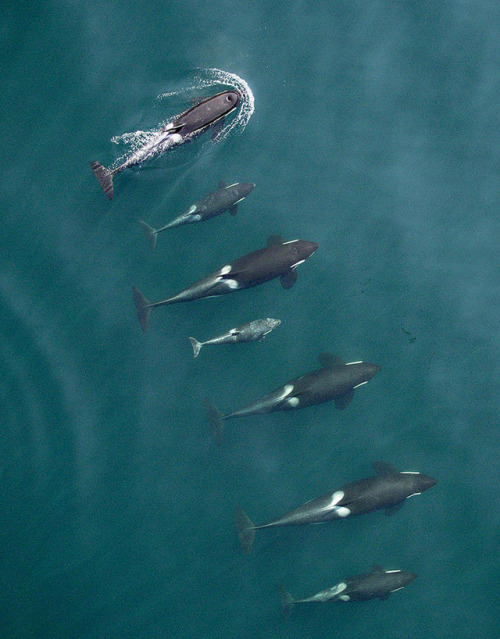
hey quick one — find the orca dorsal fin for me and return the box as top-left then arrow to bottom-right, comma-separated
318,353 -> 345,368
218,180 -> 228,189
373,461 -> 400,475
267,234 -> 284,247
280,268 -> 297,289
372,564 -> 385,573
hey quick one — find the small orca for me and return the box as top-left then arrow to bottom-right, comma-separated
280,565 -> 417,616
207,353 -> 380,444
133,236 -> 318,332
91,90 -> 240,199
140,181 -> 255,250
189,318 -> 281,358
235,462 -> 437,553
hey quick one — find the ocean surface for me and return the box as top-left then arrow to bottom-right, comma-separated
1,1 -> 499,637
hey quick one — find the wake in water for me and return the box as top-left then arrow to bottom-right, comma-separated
90,68 -> 255,200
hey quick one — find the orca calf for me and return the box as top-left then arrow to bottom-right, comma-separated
140,181 -> 255,250
235,462 -> 437,553
280,565 -> 417,616
189,318 -> 281,358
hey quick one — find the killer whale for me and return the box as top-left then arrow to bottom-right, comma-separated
207,353 -> 380,444
91,90 -> 240,199
140,181 -> 255,250
280,565 -> 417,616
236,462 -> 437,553
133,236 -> 318,332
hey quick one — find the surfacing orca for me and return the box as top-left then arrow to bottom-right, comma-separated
140,181 -> 255,250
280,565 -> 417,616
206,353 -> 380,444
235,462 -> 437,554
133,235 -> 318,332
91,90 -> 240,199
189,318 -> 281,358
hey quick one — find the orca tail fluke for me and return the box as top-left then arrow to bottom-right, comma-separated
205,397 -> 224,445
279,586 -> 295,618
132,287 -> 152,333
189,337 -> 203,358
139,220 -> 158,251
90,161 -> 114,200
235,507 -> 256,555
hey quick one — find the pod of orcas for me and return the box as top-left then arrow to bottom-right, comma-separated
91,87 -> 438,620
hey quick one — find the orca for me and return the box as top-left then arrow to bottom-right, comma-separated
280,565 -> 417,616
133,235 -> 318,332
189,318 -> 281,358
235,462 -> 437,553
140,181 -> 255,250
207,353 -> 380,444
91,90 -> 240,199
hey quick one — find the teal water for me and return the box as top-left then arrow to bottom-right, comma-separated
1,1 -> 499,637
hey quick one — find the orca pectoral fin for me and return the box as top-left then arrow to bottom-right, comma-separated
373,461 -> 400,475
229,204 -> 238,216
385,501 -> 405,516
211,118 -> 225,140
379,593 -> 390,601
334,389 -> 354,410
218,180 -> 228,189
267,234 -> 285,247
372,564 -> 385,573
280,268 -> 297,289
318,353 -> 345,368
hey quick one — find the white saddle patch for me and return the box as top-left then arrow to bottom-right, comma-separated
220,265 -> 232,275
334,506 -> 351,517
287,397 -> 300,408
339,595 -> 350,601
187,204 -> 197,214
224,279 -> 239,289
